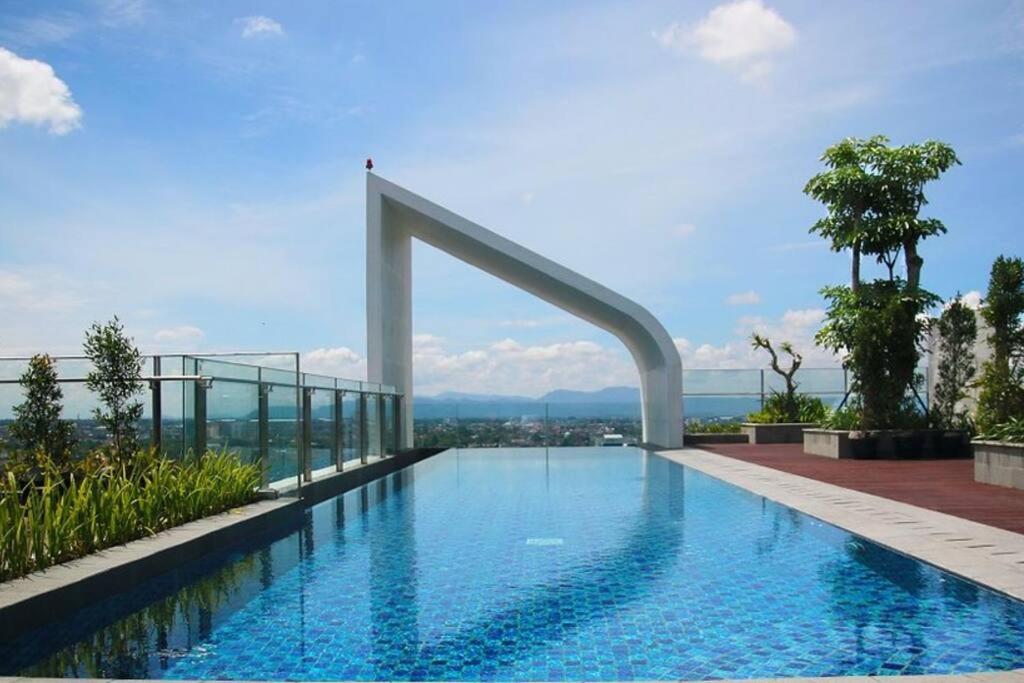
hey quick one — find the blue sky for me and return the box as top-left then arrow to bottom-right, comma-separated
1,0 -> 1022,396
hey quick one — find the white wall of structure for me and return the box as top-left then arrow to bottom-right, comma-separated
365,172 -> 683,448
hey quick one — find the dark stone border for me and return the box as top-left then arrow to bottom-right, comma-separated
683,433 -> 748,445
741,422 -> 815,444
0,448 -> 446,641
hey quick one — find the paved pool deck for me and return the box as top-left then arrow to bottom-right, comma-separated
701,443 -> 1024,535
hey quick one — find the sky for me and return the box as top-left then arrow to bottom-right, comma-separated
0,0 -> 1022,397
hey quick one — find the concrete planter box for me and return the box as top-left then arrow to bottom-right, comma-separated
741,422 -> 816,444
803,429 -> 971,460
683,432 -> 749,446
974,440 -> 1024,490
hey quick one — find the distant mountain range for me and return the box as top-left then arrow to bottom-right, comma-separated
412,386 -> 775,420
418,386 -> 640,404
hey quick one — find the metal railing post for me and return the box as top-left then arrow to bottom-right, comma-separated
334,390 -> 343,471
392,394 -> 402,453
378,394 -> 386,456
759,369 -> 765,410
359,392 -> 368,464
193,379 -> 207,457
544,403 -> 549,448
151,355 -> 162,452
302,387 -> 313,482
258,382 -> 270,486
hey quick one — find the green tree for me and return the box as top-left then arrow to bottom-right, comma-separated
8,354 -> 77,465
83,317 -> 144,460
806,136 -> 957,429
932,295 -> 977,430
750,333 -> 802,421
976,256 -> 1024,432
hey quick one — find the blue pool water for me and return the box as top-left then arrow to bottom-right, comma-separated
4,447 -> 1024,680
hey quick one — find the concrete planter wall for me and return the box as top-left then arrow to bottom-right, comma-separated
974,440 -> 1024,490
682,433 -> 749,446
741,422 -> 816,444
803,429 -> 971,460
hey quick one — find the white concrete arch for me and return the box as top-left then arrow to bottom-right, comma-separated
366,172 -> 683,448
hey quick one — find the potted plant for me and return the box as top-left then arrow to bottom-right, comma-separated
801,135 -> 960,459
742,334 -> 828,444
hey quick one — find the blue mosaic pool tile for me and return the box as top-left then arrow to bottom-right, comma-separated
3,447 -> 1024,680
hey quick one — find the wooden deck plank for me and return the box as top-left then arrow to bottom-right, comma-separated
701,444 -> 1024,535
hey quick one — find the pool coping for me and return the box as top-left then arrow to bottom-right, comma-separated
659,448 -> 1024,601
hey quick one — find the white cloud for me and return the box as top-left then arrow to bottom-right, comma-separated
153,325 -> 205,345
0,269 -> 83,313
674,307 -> 835,369
100,0 -> 147,27
410,335 -> 637,396
725,290 -> 761,305
944,290 -> 982,310
238,16 -> 284,39
302,346 -> 367,380
672,223 -> 697,238
0,47 -> 82,134
654,0 -> 796,83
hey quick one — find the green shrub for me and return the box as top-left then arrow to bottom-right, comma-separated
976,256 -> 1024,432
0,450 -> 260,582
932,295 -> 978,430
685,419 -> 742,434
748,393 -> 829,424
977,418 -> 1024,443
821,405 -> 862,431
83,317 -> 145,462
7,354 -> 77,467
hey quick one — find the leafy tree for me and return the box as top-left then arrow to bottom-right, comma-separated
932,295 -> 977,430
8,354 -> 77,465
976,256 -> 1024,432
806,136 -> 958,429
84,317 -> 145,460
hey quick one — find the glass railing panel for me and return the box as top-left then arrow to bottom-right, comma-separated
382,395 -> 396,455
266,387 -> 300,485
309,388 -> 334,472
337,378 -> 361,392
412,400 -> 458,449
261,367 -> 299,386
365,395 -> 381,457
683,368 -> 762,395
342,392 -> 362,463
545,401 -> 641,447
303,373 -> 335,390
194,357 -> 260,382
206,379 -> 260,467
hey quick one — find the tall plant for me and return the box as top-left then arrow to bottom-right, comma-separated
806,136 -> 958,429
976,256 -> 1024,432
8,354 -> 77,465
84,317 -> 144,460
751,334 -> 801,418
932,295 -> 977,429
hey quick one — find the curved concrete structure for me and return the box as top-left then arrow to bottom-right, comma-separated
366,173 -> 683,448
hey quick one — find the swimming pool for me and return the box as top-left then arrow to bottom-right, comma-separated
3,447 -> 1024,680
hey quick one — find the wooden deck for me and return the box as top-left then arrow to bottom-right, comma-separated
701,443 -> 1024,536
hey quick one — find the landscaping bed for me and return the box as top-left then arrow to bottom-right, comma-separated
804,428 -> 970,460
741,422 -> 814,445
